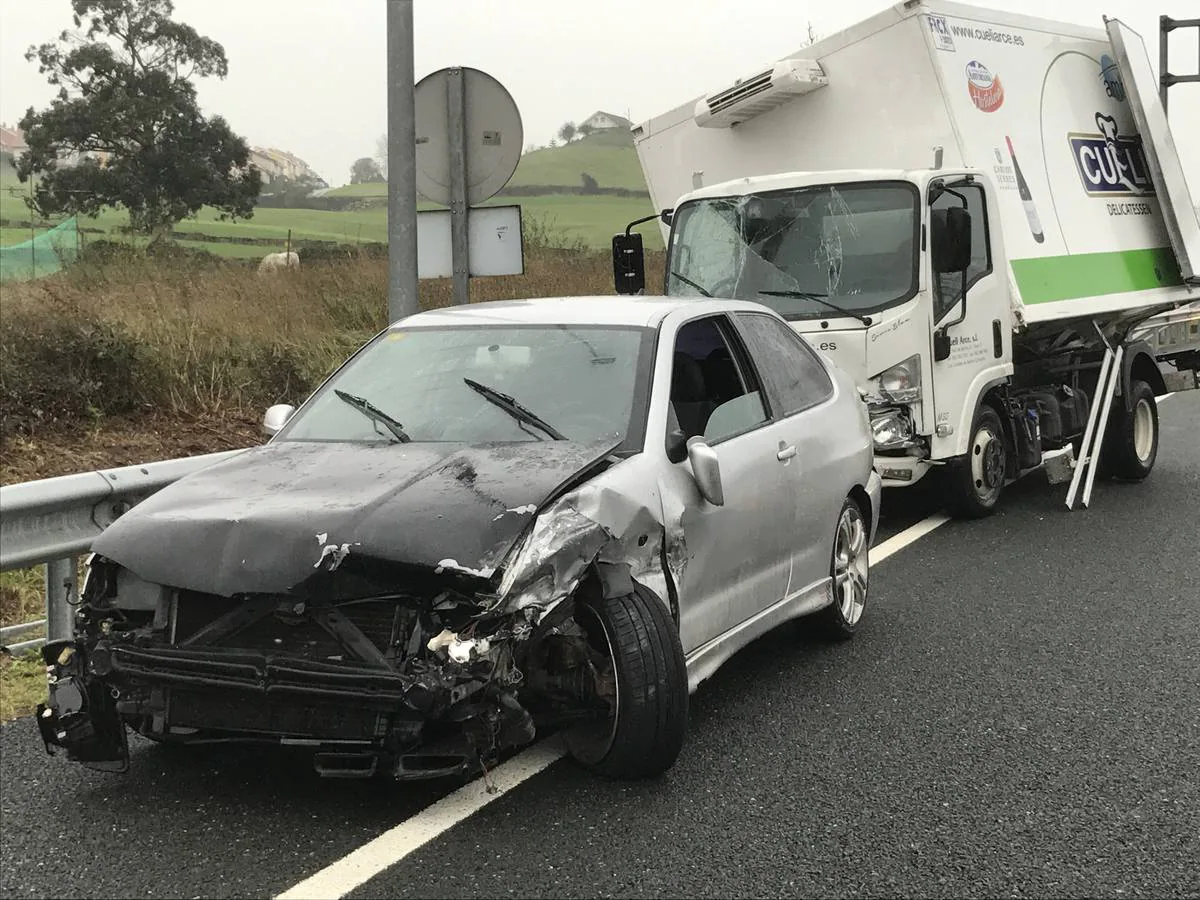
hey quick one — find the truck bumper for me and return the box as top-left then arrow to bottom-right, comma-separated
873,456 -> 933,487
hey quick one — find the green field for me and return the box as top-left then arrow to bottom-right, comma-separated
0,129 -> 662,255
328,130 -> 646,198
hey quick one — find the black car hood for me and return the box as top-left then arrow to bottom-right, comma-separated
92,438 -> 618,598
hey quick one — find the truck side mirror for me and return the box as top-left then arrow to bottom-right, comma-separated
931,206 -> 972,273
612,232 -> 646,295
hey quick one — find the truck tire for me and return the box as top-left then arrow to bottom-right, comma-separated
1101,378 -> 1158,481
565,584 -> 688,780
946,405 -> 1007,519
813,496 -> 870,641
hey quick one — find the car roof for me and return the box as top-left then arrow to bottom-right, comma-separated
389,295 -> 776,330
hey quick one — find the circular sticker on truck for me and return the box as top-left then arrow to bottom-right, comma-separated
966,60 -> 1004,112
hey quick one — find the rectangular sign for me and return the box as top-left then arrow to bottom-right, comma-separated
417,205 -> 525,280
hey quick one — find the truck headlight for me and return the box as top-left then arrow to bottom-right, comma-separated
870,354 -> 922,403
870,407 -> 914,449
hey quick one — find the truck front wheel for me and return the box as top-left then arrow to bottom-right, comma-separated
1101,378 -> 1159,481
946,406 -> 1007,519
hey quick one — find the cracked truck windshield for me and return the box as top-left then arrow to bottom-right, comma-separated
666,182 -> 920,322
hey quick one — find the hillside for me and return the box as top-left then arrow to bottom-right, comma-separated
328,128 -> 648,199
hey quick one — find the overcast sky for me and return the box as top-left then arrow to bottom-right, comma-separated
1,0 -> 1197,189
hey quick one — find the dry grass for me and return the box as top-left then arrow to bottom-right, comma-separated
1,228 -> 664,476
1,654 -> 46,722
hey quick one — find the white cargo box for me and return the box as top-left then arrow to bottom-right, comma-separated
633,0 -> 1200,326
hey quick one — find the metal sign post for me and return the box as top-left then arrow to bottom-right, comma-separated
386,0 -> 419,323
447,68 -> 471,306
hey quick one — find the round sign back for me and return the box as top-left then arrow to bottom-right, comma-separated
413,66 -> 523,206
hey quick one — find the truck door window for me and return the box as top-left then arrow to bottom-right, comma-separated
931,183 -> 992,323
668,315 -> 767,444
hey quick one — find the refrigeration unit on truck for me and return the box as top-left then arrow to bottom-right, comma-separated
611,0 -> 1200,516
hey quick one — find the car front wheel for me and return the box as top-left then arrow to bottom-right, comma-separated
564,584 -> 688,780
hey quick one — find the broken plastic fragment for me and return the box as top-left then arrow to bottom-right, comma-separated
434,559 -> 495,579
427,628 -> 457,654
314,542 -> 358,571
492,504 -> 538,521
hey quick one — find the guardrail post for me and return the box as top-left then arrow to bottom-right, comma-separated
45,557 -> 77,642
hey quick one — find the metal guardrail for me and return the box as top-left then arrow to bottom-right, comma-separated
0,449 -> 246,655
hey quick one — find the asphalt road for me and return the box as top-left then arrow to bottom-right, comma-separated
2,390 -> 1197,900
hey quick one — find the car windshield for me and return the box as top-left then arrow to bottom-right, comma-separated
276,323 -> 656,448
666,181 -> 920,321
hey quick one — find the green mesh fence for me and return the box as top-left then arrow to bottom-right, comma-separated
0,217 -> 80,283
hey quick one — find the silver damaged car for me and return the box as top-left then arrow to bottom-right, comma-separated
38,295 -> 881,782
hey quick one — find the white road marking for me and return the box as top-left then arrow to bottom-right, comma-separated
872,512 -> 951,563
274,508 -> 956,899
274,740 -> 565,900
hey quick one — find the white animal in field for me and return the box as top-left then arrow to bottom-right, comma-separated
258,251 -> 299,274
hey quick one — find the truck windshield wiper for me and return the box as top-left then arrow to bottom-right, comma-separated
333,389 -> 411,443
670,270 -> 712,297
463,378 -> 567,441
758,290 -> 873,325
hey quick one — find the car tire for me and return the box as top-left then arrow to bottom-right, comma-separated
814,496 -> 870,641
565,584 -> 688,780
946,405 -> 1007,519
1100,378 -> 1158,481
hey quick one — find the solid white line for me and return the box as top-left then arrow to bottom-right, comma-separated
872,512 -> 952,563
274,739 -> 566,900
275,508 -> 955,900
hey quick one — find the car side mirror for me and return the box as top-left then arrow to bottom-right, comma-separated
263,403 -> 295,436
612,231 -> 645,295
931,206 -> 972,273
686,436 -> 724,506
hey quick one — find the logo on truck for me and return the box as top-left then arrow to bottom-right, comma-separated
965,60 -> 1004,112
1068,113 -> 1155,197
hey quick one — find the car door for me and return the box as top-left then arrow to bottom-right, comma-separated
657,312 -> 799,654
731,310 -> 845,594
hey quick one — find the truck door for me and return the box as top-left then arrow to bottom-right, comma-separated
1106,18 -> 1200,283
926,176 -> 1012,459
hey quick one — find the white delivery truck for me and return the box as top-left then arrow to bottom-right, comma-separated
611,0 -> 1200,517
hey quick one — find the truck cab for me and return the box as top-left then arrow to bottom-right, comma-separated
643,166 -> 1012,490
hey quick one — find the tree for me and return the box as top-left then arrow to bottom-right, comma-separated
576,122 -> 595,140
580,172 -> 599,194
260,171 -> 326,208
558,121 -> 576,144
350,156 -> 384,184
16,0 -> 261,243
374,133 -> 388,180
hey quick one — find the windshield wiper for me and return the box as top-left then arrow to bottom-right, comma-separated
333,389 -> 411,443
463,378 -> 567,441
670,270 -> 712,297
758,290 -> 873,325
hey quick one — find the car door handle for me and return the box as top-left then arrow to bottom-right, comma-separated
776,444 -> 797,462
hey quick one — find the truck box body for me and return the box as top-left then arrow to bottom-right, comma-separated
633,0 -> 1200,327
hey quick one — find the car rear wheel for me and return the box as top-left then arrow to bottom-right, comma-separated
564,584 -> 688,780
814,496 -> 870,641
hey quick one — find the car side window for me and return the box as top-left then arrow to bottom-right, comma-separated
930,182 -> 992,323
734,313 -> 835,416
668,315 -> 767,445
